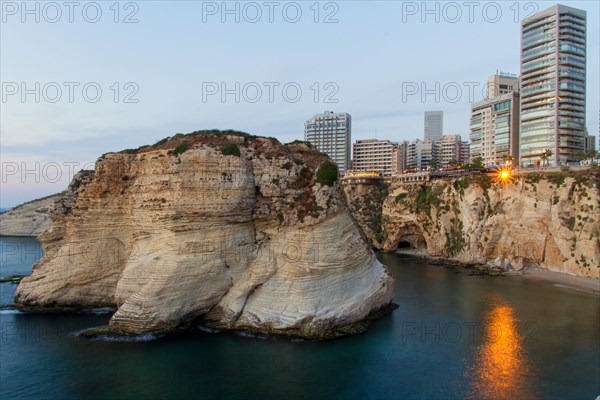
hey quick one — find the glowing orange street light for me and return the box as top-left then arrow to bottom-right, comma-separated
496,167 -> 513,184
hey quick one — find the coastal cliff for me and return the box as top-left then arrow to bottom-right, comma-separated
345,170 -> 600,279
15,131 -> 394,337
0,194 -> 62,237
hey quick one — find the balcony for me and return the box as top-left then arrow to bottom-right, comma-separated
522,84 -> 555,96
559,57 -> 585,68
559,44 -> 585,56
523,46 -> 556,62
522,58 -> 555,74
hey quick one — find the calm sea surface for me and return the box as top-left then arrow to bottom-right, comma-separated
1,237 -> 598,399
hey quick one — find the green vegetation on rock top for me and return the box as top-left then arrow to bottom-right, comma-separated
316,161 -> 339,186
222,143 -> 241,157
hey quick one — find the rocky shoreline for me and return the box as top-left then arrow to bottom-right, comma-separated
392,250 -> 600,294
345,169 -> 600,280
77,302 -> 400,341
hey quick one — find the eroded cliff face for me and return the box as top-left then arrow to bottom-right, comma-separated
372,171 -> 599,279
15,132 -> 394,337
343,184 -> 388,249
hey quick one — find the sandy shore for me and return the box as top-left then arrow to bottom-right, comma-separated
514,268 -> 600,295
394,251 -> 600,295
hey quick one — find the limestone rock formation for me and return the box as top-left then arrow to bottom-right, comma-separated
343,183 -> 388,249
363,171 -> 599,279
0,194 -> 62,237
15,131 -> 394,337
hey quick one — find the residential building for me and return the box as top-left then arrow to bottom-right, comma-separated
424,111 -> 443,141
407,139 -> 437,169
520,4 -> 587,166
394,140 -> 410,173
436,135 -> 466,167
304,111 -> 352,173
487,72 -> 520,98
461,140 -> 470,164
470,92 -> 520,166
352,139 -> 398,176
585,135 -> 596,153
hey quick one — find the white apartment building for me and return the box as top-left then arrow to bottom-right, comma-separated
437,135 -> 468,167
461,140 -> 470,164
407,139 -> 437,170
470,92 -> 520,166
352,139 -> 398,176
304,111 -> 352,173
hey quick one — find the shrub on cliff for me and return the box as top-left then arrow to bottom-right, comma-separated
316,161 -> 338,186
222,143 -> 241,157
153,137 -> 169,147
173,141 -> 188,156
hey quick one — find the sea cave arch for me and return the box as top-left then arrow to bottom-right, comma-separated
389,231 -> 428,255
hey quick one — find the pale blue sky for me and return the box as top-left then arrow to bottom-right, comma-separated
1,1 -> 598,206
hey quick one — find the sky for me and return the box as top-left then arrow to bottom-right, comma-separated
1,0 -> 599,207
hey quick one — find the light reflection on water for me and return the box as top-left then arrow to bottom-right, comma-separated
468,301 -> 536,399
2,243 -> 599,399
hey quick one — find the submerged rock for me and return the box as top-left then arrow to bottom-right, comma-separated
15,131 -> 394,337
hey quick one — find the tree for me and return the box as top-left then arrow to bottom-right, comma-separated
540,148 -> 553,167
574,150 -> 599,162
428,160 -> 438,170
316,161 -> 338,186
471,156 -> 484,169
502,155 -> 515,165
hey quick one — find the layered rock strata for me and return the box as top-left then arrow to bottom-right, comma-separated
15,132 -> 394,337
345,171 -> 599,279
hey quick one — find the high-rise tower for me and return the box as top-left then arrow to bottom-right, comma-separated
520,4 -> 586,166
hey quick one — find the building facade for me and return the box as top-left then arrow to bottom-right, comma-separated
520,4 -> 587,166
585,135 -> 597,153
424,111 -> 443,141
461,140 -> 470,164
352,139 -> 398,176
487,72 -> 520,98
470,92 -> 520,166
304,111 -> 352,173
407,139 -> 437,170
437,135 -> 467,167
394,140 -> 410,173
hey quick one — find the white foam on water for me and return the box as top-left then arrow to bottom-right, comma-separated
197,325 -> 221,334
551,283 -> 598,295
0,309 -> 21,314
232,330 -> 271,340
